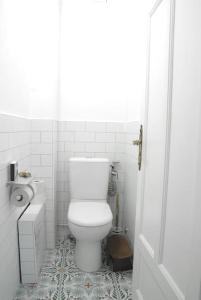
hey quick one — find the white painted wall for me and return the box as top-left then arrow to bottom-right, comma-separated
28,0 -> 59,120
125,3 -> 148,123
0,0 -> 59,119
0,0 -> 30,117
0,0 -> 147,122
60,0 -> 144,122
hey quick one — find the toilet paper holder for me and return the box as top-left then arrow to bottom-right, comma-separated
7,176 -> 36,198
8,176 -> 37,207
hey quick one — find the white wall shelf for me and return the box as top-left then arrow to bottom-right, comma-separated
7,176 -> 33,188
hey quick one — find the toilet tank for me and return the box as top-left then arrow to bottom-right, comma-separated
69,157 -> 110,200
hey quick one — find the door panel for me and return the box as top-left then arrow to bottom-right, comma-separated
133,0 -> 201,299
139,258 -> 166,300
162,0 -> 201,291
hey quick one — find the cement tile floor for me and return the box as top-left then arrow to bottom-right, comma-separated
14,237 -> 133,300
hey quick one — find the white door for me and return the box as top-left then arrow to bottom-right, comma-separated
133,0 -> 201,299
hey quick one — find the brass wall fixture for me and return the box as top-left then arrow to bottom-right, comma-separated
133,125 -> 143,171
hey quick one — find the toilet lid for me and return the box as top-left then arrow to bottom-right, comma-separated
68,202 -> 113,227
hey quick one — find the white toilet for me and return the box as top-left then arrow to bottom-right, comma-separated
67,157 -> 113,272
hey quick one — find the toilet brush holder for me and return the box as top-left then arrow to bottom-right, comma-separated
106,234 -> 133,272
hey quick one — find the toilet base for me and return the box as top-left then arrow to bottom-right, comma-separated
75,240 -> 102,272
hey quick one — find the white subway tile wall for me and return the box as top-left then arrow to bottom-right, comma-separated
0,114 -> 31,300
56,121 -> 126,239
30,120 -> 57,249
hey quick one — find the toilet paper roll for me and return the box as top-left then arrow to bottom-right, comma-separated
11,186 -> 34,207
28,181 -> 37,195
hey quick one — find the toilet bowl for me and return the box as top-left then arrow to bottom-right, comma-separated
68,201 -> 112,272
67,157 -> 113,272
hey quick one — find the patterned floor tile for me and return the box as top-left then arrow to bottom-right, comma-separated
14,237 -> 133,300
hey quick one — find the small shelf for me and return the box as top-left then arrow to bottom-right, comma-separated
7,176 -> 33,187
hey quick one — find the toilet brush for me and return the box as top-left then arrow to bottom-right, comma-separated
113,192 -> 123,234
115,193 -> 120,229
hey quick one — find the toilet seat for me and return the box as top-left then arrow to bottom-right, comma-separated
68,201 -> 113,227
